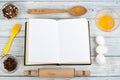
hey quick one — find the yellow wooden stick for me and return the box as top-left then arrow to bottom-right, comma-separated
2,24 -> 22,56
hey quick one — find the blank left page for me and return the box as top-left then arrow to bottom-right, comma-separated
27,19 -> 59,64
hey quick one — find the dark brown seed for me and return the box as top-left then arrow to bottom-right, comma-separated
2,4 -> 18,19
3,57 -> 17,72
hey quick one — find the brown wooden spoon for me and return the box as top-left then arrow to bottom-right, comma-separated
27,6 -> 87,16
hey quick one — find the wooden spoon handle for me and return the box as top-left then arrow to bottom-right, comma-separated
27,9 -> 68,14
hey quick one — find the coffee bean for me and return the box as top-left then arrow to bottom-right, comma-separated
2,4 -> 18,19
3,57 -> 17,72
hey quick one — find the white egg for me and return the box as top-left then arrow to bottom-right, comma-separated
96,54 -> 106,65
96,36 -> 105,45
96,45 -> 108,54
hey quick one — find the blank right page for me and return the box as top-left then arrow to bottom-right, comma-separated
58,18 -> 90,64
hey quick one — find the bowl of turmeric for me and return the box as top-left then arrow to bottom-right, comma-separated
95,8 -> 120,32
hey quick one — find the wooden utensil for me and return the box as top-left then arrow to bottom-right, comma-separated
24,68 -> 90,78
2,24 -> 22,56
27,6 -> 87,16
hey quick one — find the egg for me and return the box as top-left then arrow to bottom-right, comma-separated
96,54 -> 106,65
96,36 -> 105,45
96,45 -> 108,54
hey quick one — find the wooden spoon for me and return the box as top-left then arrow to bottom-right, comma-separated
27,6 -> 87,16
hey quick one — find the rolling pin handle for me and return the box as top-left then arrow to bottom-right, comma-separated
75,70 -> 91,76
24,70 -> 38,76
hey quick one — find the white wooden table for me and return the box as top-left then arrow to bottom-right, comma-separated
0,0 -> 120,80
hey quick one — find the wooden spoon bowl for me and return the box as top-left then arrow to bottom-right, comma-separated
69,6 -> 87,16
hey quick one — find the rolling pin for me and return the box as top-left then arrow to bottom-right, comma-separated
24,68 -> 90,78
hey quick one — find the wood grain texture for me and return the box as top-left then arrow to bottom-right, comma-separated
0,77 -> 120,80
1,37 -> 120,57
0,57 -> 120,77
0,1 -> 120,80
0,0 -> 119,2
0,19 -> 120,37
0,2 -> 120,19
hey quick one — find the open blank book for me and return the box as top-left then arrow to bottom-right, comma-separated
25,18 -> 91,65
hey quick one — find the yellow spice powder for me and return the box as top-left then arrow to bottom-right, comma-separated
98,14 -> 115,31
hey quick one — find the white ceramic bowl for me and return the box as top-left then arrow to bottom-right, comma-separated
1,2 -> 19,19
95,8 -> 120,32
0,54 -> 19,74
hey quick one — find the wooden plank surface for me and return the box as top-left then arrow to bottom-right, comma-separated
0,2 -> 120,37
1,37 -> 120,57
0,1 -> 120,80
0,57 -> 120,77
0,2 -> 120,19
0,0 -> 119,2
0,77 -> 120,80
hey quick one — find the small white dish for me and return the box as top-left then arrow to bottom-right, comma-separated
0,54 -> 19,74
95,8 -> 120,32
1,2 -> 19,19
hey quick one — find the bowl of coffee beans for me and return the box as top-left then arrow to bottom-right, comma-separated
0,54 -> 19,73
1,2 -> 19,19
